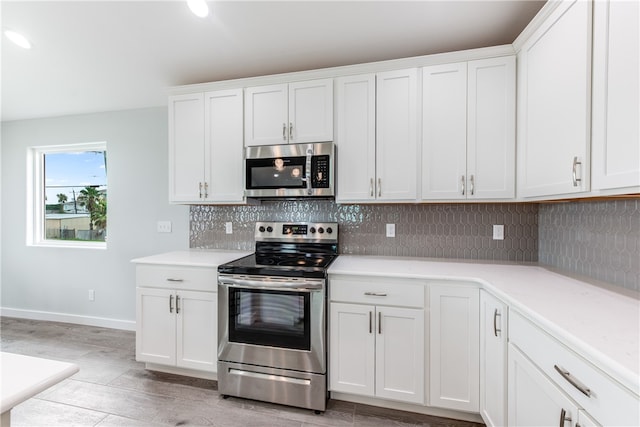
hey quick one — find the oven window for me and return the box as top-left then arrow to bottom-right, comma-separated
229,288 -> 311,350
246,157 -> 306,189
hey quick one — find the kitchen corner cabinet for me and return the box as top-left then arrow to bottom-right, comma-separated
168,89 -> 244,204
335,69 -> 418,203
591,0 -> 640,191
135,264 -> 218,374
479,290 -> 507,427
329,277 -> 425,404
516,0 -> 592,198
429,283 -> 479,412
422,56 -> 515,200
244,79 -> 333,146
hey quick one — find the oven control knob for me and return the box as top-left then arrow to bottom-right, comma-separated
317,227 -> 324,234
326,227 -> 333,234
266,226 -> 273,233
259,226 -> 265,233
310,227 -> 316,234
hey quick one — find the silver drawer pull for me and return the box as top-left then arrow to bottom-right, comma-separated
559,408 -> 572,427
554,365 -> 592,397
166,278 -> 184,282
364,292 -> 387,297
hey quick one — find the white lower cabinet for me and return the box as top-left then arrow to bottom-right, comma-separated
135,265 -> 218,375
508,343 -> 579,427
479,290 -> 507,427
329,277 -> 425,404
429,283 -> 480,412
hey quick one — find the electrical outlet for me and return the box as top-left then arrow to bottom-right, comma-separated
157,221 -> 172,233
88,289 -> 95,301
386,223 -> 396,238
493,224 -> 504,240
225,222 -> 233,234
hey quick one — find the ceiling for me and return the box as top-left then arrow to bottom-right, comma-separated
1,1 -> 545,122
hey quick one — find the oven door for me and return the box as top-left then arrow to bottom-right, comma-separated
218,275 -> 326,374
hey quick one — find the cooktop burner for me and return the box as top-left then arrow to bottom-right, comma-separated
218,221 -> 339,279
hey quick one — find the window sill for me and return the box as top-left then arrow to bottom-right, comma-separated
29,240 -> 107,250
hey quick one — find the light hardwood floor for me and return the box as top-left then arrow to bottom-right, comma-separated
0,317 -> 484,427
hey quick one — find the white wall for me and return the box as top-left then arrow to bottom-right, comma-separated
1,107 -> 189,329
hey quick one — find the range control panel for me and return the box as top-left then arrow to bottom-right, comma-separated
255,221 -> 338,242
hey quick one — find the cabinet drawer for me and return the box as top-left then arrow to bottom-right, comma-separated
136,264 -> 217,292
509,310 -> 639,426
329,276 -> 425,308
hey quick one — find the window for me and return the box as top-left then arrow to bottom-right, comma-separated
28,142 -> 107,248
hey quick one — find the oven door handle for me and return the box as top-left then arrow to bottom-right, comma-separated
219,278 -> 323,292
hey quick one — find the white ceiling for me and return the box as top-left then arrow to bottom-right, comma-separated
1,1 -> 545,122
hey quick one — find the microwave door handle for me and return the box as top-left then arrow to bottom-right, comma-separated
305,148 -> 313,195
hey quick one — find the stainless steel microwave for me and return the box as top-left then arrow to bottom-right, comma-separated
245,142 -> 335,198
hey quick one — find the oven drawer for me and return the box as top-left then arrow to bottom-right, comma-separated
329,276 -> 425,308
136,264 -> 216,292
509,310 -> 639,426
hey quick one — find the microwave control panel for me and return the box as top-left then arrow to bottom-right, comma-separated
311,155 -> 330,188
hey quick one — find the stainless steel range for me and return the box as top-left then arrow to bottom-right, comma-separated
217,221 -> 338,412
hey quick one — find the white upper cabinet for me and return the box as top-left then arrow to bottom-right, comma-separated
591,0 -> 640,191
422,57 -> 515,200
516,0 -> 592,198
169,89 -> 244,204
376,69 -> 419,201
335,74 -> 377,202
336,69 -> 418,203
244,79 -> 333,146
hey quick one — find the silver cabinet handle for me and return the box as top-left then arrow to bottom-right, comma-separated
282,123 -> 287,140
369,311 -> 372,334
169,294 -> 174,313
204,182 -> 208,198
470,174 -> 475,196
176,295 -> 180,314
377,178 -> 382,197
461,175 -> 465,195
289,122 -> 293,141
493,309 -> 502,337
554,365 -> 592,397
370,178 -> 374,197
166,278 -> 184,282
199,182 -> 203,198
378,311 -> 382,334
559,408 -> 572,427
364,292 -> 388,297
572,156 -> 582,187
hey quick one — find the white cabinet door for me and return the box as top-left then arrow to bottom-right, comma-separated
517,0 -> 591,198
577,409 -> 601,427
289,79 -> 333,144
429,284 -> 479,412
422,62 -> 468,200
176,290 -> 217,372
329,303 -> 375,396
479,291 -> 507,427
205,89 -> 245,203
508,344 -> 579,427
335,74 -> 377,202
244,84 -> 288,146
591,0 -> 640,191
375,307 -> 424,404
467,56 -> 516,199
376,69 -> 419,201
136,287 -> 176,366
168,93 -> 205,202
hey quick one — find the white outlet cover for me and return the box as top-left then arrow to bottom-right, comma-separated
157,221 -> 172,233
493,224 -> 504,240
225,222 -> 233,234
386,223 -> 396,238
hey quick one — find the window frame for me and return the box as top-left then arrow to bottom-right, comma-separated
27,141 -> 108,249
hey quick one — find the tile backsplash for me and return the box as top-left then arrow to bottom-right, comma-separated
538,199 -> 640,292
190,201 -> 539,262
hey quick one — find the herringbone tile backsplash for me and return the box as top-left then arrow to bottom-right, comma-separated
190,201 -> 539,262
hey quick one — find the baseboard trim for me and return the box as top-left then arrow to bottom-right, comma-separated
0,307 -> 136,331
144,363 -> 218,381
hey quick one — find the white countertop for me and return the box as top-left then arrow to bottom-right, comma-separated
0,352 -> 79,414
131,249 -> 251,268
328,255 -> 640,396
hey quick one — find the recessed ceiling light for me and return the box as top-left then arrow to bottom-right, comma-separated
187,0 -> 209,18
4,30 -> 32,49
